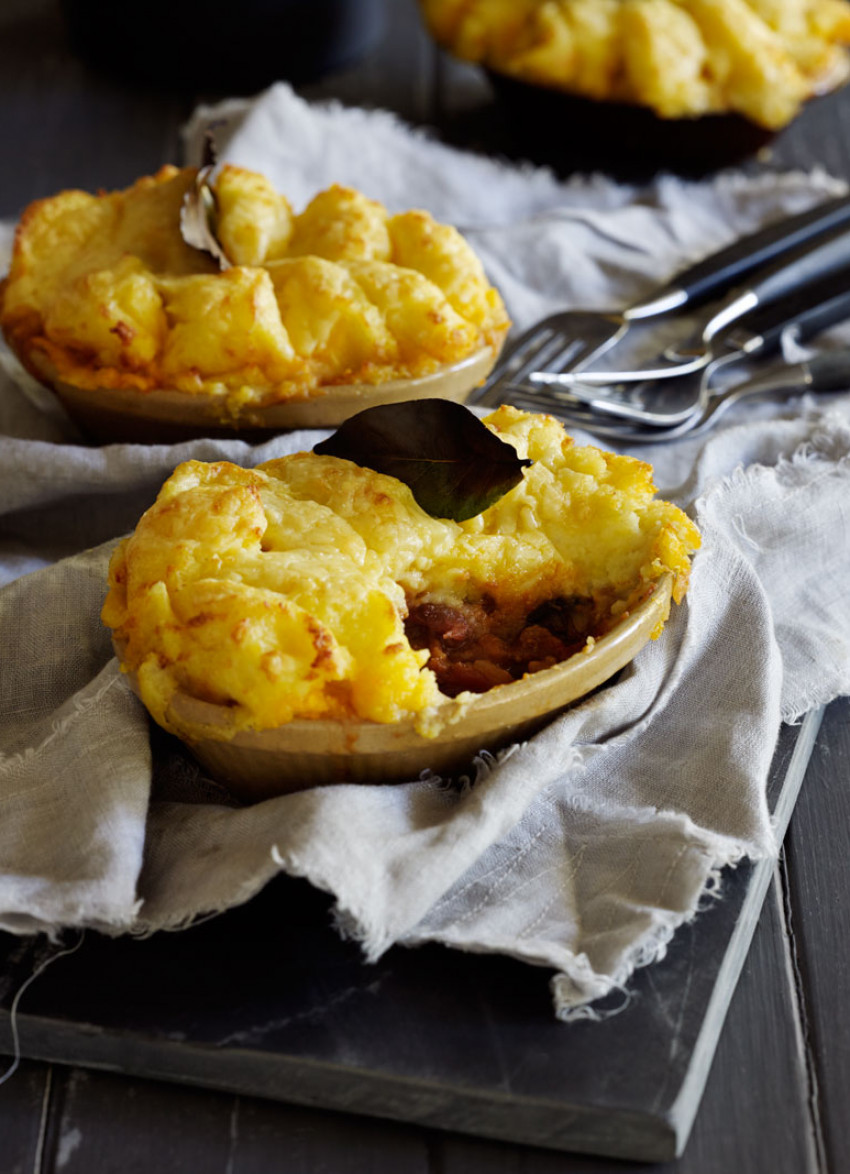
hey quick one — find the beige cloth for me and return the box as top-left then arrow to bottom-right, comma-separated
1,85 -> 850,1015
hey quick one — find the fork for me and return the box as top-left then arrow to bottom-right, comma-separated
528,216 -> 850,389
527,270 -> 850,428
473,191 -> 850,407
508,349 -> 850,444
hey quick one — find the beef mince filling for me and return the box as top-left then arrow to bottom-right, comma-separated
404,593 -> 600,698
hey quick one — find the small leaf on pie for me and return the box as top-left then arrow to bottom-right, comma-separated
313,400 -> 532,521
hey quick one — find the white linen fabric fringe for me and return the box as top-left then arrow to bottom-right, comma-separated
1,84 -> 850,1016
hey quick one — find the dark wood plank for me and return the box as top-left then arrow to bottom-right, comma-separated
0,1057 -> 52,1174
31,1063 -> 432,1174
38,1066 -> 235,1174
0,0 -> 433,220
672,870 -> 818,1174
0,0 -> 188,219
0,936 -> 54,1174
228,1099 -> 430,1174
785,697 -> 850,1174
300,0 -> 436,126
36,1074 -> 426,1174
768,84 -> 850,179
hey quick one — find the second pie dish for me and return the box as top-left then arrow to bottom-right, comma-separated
0,165 -> 509,440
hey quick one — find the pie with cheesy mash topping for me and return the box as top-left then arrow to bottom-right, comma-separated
102,406 -> 700,744
0,165 -> 509,424
419,0 -> 850,128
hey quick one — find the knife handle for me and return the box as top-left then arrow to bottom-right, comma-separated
628,192 -> 850,319
715,268 -> 850,359
702,220 -> 850,344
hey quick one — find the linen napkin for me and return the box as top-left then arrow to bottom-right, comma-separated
2,84 -> 850,1017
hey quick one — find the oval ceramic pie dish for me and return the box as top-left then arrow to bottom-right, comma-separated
0,165 -> 509,441
117,571 -> 673,802
484,74 -> 776,177
103,405 -> 700,802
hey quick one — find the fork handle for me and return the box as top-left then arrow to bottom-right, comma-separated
560,349 -> 850,444
693,350 -> 850,434
626,192 -> 850,320
806,349 -> 850,390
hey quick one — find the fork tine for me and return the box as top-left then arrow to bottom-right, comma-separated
502,387 -> 599,426
500,380 -> 590,416
483,327 -> 601,405
509,332 -> 577,385
478,327 -> 561,405
553,334 -> 616,373
502,379 -> 624,421
491,324 -> 560,378
479,307 -> 629,408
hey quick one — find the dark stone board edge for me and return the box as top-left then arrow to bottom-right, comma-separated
666,707 -> 824,1154
0,713 -> 823,1163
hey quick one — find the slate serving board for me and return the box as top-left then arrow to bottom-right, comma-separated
0,711 -> 822,1163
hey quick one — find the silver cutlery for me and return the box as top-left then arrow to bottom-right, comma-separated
529,271 -> 850,428
477,192 -> 850,406
528,216 -> 850,389
508,349 -> 850,444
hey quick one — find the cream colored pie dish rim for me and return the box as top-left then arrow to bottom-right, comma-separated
115,572 -> 673,803
27,345 -> 499,440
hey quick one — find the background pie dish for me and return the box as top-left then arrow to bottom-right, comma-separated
0,166 -> 509,440
103,406 -> 700,798
419,0 -> 850,173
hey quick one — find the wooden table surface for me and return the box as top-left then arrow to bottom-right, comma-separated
2,2 -> 850,1171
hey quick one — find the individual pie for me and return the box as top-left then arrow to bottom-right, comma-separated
0,165 -> 509,436
419,0 -> 850,127
103,405 -> 700,748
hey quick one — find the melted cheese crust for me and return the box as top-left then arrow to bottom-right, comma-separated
102,406 -> 701,741
0,166 -> 509,406
420,0 -> 850,127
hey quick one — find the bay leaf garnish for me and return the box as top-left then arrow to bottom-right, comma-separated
313,400 -> 532,522
179,130 -> 231,270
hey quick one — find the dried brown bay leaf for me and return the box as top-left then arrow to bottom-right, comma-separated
313,400 -> 532,522
179,131 -> 231,270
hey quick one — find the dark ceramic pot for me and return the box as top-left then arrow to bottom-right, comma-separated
61,0 -> 385,93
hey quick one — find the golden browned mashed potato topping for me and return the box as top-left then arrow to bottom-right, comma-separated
0,165 -> 509,411
419,0 -> 850,127
102,406 -> 700,742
